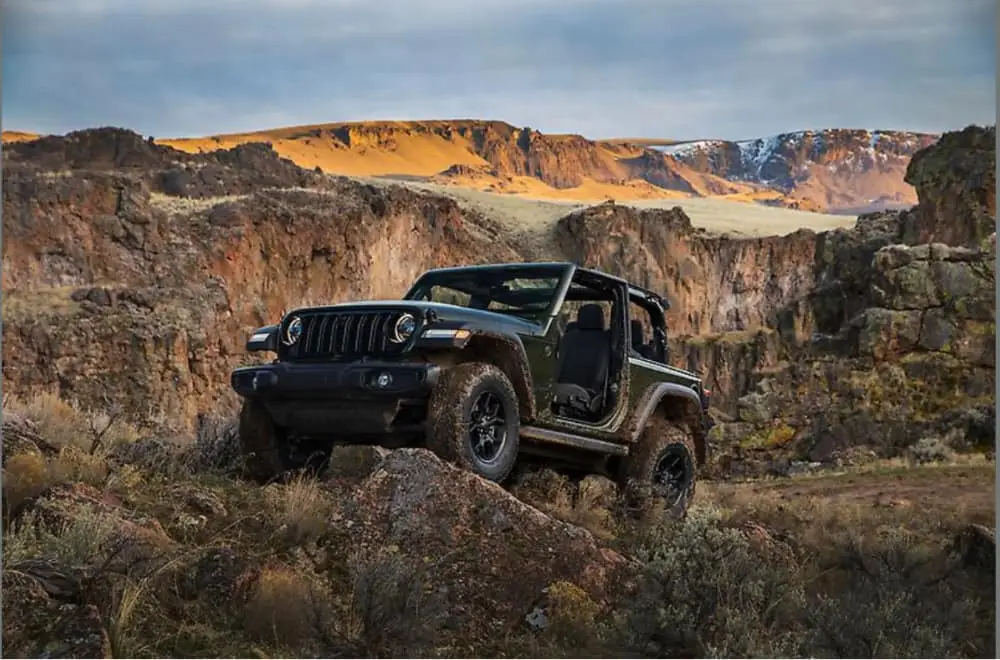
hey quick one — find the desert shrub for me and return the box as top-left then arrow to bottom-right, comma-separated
3,454 -> 53,518
264,475 -> 332,546
4,392 -> 140,454
243,565 -> 326,648
909,435 -> 957,464
614,506 -> 807,657
4,509 -> 117,566
346,553 -> 443,657
613,494 -> 996,659
508,468 -> 619,540
542,581 -> 603,650
801,529 -> 994,658
49,447 -> 111,488
183,415 -> 242,474
3,449 -> 110,519
5,392 -> 89,451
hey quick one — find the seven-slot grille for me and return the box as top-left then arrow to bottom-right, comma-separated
282,310 -> 414,361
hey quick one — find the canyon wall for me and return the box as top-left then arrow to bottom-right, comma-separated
2,126 -> 994,466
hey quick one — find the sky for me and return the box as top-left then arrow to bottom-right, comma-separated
2,0 -> 995,141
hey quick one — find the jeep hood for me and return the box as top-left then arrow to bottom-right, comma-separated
286,300 -> 546,336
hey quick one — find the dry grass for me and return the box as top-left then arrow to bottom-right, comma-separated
345,553 -> 442,657
509,468 -> 619,541
4,508 -> 118,566
3,448 -> 113,518
2,392 -> 994,658
263,474 -> 332,546
1,287 -> 82,322
4,392 -> 140,453
148,191 -> 248,215
243,565 -> 321,647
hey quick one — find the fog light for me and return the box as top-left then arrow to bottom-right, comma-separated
375,372 -> 393,388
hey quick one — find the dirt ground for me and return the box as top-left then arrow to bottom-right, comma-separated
703,463 -> 997,535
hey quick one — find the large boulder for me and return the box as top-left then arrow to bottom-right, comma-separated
330,448 -> 637,647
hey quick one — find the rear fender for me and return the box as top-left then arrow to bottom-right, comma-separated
629,382 -> 707,464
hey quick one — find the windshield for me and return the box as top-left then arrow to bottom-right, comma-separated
404,266 -> 566,322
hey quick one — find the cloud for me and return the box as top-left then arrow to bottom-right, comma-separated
2,0 -> 995,140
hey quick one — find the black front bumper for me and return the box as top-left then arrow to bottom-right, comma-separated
231,361 -> 440,436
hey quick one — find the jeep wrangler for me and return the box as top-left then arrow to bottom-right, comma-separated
231,262 -> 713,517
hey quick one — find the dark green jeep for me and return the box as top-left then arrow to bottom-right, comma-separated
231,262 -> 713,516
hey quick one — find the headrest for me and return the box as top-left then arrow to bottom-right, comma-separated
577,304 -> 605,331
630,319 -> 645,343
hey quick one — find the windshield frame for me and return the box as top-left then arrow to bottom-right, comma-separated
403,263 -> 575,326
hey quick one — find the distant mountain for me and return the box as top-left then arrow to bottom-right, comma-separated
3,124 -> 942,213
654,129 -> 940,214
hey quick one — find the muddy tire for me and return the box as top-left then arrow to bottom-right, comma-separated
238,398 -> 293,484
426,362 -> 520,483
620,418 -> 697,520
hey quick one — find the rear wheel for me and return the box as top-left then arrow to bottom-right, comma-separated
426,362 -> 520,483
620,418 -> 697,520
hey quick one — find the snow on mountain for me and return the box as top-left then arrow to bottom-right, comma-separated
655,129 -> 939,188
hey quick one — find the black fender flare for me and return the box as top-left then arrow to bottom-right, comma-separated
629,382 -> 707,464
463,331 -> 537,421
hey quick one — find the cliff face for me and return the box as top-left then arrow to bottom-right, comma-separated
2,126 -> 994,468
119,120 -> 936,212
661,129 -> 941,213
555,203 -> 819,337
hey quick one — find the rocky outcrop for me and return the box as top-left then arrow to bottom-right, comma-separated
901,124 -> 996,248
4,127 -> 327,197
3,563 -> 112,658
662,129 -> 941,213
556,201 -> 821,337
327,448 -> 635,646
706,238 -> 995,475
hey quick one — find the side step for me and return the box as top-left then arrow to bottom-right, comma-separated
519,425 -> 629,456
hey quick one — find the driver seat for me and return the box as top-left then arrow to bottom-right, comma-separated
553,304 -> 611,420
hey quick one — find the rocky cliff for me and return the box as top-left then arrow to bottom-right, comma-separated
2,125 -> 995,468
36,120 -> 925,212
661,129 -> 940,213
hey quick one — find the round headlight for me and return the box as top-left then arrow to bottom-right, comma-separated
283,316 -> 303,346
391,313 -> 417,343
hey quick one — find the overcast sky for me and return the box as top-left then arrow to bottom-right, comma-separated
3,0 -> 995,141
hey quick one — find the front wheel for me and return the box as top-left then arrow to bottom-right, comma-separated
620,418 -> 697,520
238,398 -> 295,483
426,362 -> 520,483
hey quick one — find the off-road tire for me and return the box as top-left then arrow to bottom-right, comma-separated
238,398 -> 294,484
620,418 -> 697,520
426,362 -> 520,483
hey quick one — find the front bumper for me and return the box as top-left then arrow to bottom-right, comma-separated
231,361 -> 440,436
231,360 -> 440,399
